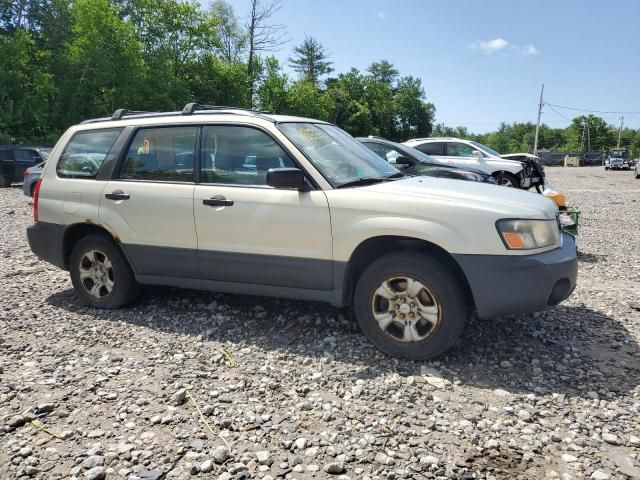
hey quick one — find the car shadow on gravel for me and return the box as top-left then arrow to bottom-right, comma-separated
46,286 -> 640,400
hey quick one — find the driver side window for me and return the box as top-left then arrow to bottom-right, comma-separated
447,142 -> 475,157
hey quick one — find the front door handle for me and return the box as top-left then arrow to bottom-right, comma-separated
105,191 -> 130,200
203,196 -> 234,207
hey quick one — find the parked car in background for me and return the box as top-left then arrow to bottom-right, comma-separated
635,159 -> 640,179
403,137 -> 543,190
27,104 -> 577,360
605,148 -> 630,170
0,146 -> 50,187
23,162 -> 46,196
357,137 -> 496,184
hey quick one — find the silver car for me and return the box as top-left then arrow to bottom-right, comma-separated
22,161 -> 45,196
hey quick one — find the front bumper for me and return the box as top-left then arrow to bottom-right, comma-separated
453,233 -> 577,319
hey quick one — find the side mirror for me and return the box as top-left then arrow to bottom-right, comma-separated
266,168 -> 308,190
472,150 -> 485,161
395,156 -> 415,167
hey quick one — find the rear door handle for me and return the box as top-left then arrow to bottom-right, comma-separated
203,196 -> 233,207
105,191 -> 130,200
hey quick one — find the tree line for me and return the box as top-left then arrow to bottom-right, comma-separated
436,115 -> 640,157
0,0 -> 433,145
2,0 -> 638,157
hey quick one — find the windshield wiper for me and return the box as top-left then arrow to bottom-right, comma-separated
336,173 -> 405,189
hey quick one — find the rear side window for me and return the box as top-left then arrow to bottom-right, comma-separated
14,149 -> 39,162
415,142 -> 444,156
447,142 -> 475,157
57,129 -> 122,178
120,127 -> 196,182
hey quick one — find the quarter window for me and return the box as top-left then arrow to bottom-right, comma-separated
121,127 -> 196,182
57,129 -> 122,178
415,142 -> 445,156
447,142 -> 475,157
200,126 -> 295,185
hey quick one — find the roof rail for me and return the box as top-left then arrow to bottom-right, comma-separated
79,104 -> 276,125
181,102 -> 269,116
111,109 -> 154,120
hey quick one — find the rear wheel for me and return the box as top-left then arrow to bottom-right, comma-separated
353,252 -> 467,360
494,171 -> 519,188
70,234 -> 139,308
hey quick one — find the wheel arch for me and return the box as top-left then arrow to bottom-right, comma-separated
62,222 -> 126,270
341,235 -> 475,310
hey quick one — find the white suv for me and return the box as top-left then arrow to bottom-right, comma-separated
403,137 -> 538,188
28,105 -> 577,360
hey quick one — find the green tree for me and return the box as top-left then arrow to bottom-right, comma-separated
64,0 -> 144,123
256,56 -> 288,113
565,115 -> 614,152
209,0 -> 245,63
286,80 -> 330,120
394,76 -> 435,141
367,59 -> 398,85
288,34 -> 333,86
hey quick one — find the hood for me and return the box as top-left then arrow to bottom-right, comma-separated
360,176 -> 557,219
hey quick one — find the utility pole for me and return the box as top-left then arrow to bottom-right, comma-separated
580,121 -> 586,153
586,117 -> 591,152
617,115 -> 624,148
533,84 -> 544,156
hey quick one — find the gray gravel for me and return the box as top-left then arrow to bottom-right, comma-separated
1,167 -> 639,479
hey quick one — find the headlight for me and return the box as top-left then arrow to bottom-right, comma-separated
459,171 -> 483,182
496,219 -> 560,250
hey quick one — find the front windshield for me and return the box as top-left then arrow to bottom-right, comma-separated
609,150 -> 627,158
278,123 -> 399,186
470,141 -> 502,157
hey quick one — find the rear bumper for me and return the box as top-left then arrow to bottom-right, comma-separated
454,233 -> 578,319
27,221 -> 67,269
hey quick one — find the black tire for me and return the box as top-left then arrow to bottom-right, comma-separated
69,234 -> 139,308
0,176 -> 11,188
494,171 -> 519,188
353,251 -> 467,360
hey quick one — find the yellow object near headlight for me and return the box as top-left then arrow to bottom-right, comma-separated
496,219 -> 561,250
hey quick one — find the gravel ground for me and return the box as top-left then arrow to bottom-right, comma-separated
1,167 -> 639,480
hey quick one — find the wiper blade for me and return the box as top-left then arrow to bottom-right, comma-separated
336,174 -> 404,188
336,177 -> 387,188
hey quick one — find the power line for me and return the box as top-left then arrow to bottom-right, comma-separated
546,103 -> 573,121
545,102 -> 640,116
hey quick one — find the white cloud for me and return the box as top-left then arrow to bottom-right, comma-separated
470,37 -> 509,54
377,11 -> 386,19
518,44 -> 539,56
469,38 -> 539,56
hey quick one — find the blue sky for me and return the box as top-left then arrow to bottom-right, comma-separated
227,0 -> 640,133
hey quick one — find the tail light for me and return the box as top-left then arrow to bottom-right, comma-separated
33,179 -> 42,223
23,170 -> 29,179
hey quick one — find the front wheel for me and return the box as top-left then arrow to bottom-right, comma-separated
70,234 -> 139,308
0,175 -> 11,188
353,252 -> 467,360
494,171 -> 519,188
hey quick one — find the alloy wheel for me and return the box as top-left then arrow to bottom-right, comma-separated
78,249 -> 115,299
371,276 -> 442,342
